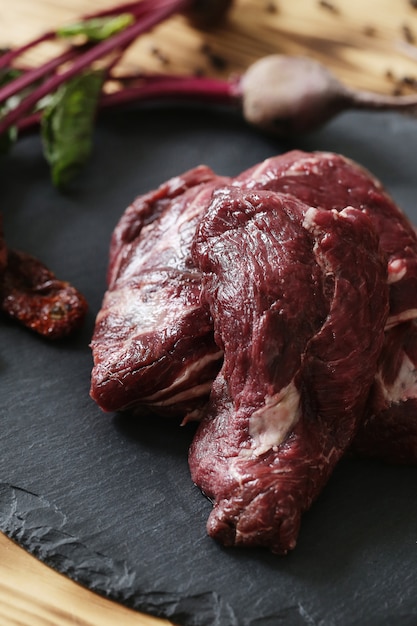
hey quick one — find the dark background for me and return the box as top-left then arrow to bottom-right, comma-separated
1,104 -> 416,625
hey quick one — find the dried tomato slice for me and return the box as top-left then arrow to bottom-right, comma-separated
1,248 -> 88,339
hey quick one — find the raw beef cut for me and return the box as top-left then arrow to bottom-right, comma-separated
91,150 -> 417,468
236,151 -> 417,463
235,150 -> 417,328
90,149 -> 417,552
353,320 -> 417,464
90,165 -> 229,416
189,189 -> 388,553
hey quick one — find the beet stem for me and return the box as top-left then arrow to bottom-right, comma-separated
15,72 -> 239,135
86,0 -> 191,20
0,47 -> 80,105
0,31 -> 56,70
100,75 -> 238,107
0,0 -> 192,137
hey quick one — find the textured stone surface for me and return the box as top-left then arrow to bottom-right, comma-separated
1,105 -> 416,625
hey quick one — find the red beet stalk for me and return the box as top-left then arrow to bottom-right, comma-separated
14,72 -> 239,136
0,0 -> 231,137
101,74 -> 239,107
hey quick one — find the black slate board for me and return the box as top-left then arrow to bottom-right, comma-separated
1,104 -> 417,626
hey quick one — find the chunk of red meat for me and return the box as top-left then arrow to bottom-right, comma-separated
107,165 -> 223,287
90,166 -> 229,415
189,189 -> 388,553
235,151 -> 417,463
236,150 -> 417,328
353,320 -> 417,464
90,150 -> 417,467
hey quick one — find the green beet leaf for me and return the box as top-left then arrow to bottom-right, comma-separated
57,14 -> 135,43
41,69 -> 105,189
0,124 -> 17,155
0,67 -> 23,155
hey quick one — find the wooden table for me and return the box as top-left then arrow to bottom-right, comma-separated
4,0 -> 417,94
0,533 -> 169,625
1,1 -> 417,624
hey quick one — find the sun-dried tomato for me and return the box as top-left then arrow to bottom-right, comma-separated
1,249 -> 88,339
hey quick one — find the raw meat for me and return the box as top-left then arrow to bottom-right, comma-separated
353,320 -> 417,464
90,165 -> 229,416
188,188 -> 388,554
91,151 -> 417,467
235,150 -> 417,328
236,151 -> 417,463
90,149 -> 417,552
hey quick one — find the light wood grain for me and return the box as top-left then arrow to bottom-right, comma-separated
0,533 -> 171,626
2,1 -> 417,625
2,0 -> 417,94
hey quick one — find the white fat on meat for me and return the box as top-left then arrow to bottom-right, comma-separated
378,352 -> 417,404
387,258 -> 407,284
385,310 -> 417,330
239,381 -> 302,458
143,349 -> 223,404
